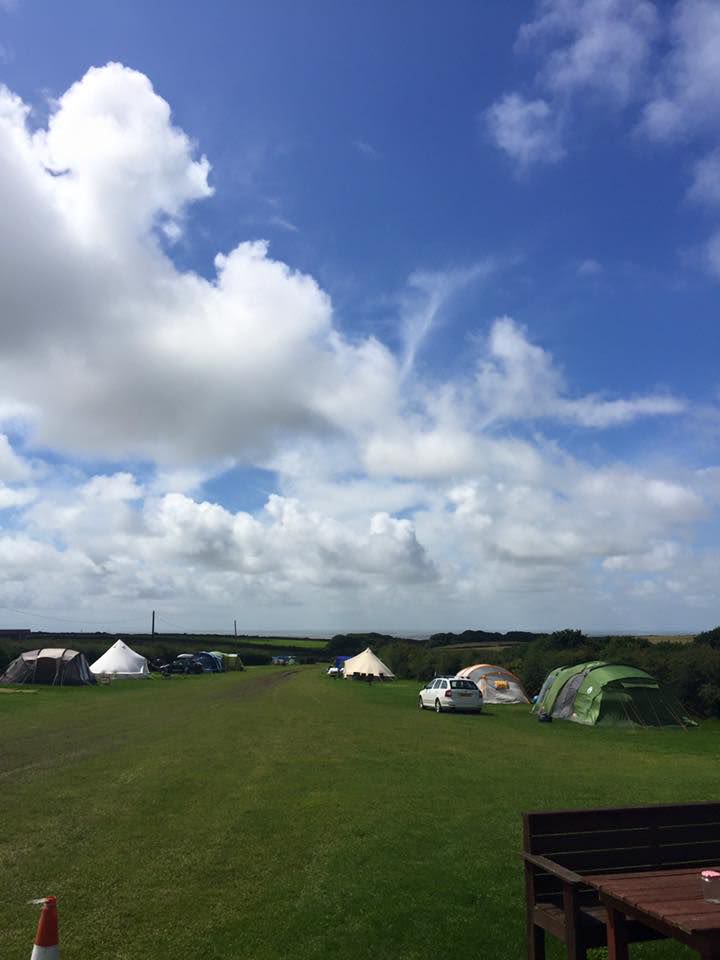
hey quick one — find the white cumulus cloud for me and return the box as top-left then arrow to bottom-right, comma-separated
0,63 -> 398,465
486,94 -> 565,169
474,317 -> 683,427
0,62 -> 713,632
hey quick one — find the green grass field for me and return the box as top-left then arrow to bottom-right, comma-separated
2,668 -> 715,960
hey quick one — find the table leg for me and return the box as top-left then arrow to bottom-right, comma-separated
607,908 -> 629,960
527,922 -> 544,960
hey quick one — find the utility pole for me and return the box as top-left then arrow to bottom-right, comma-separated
151,610 -> 155,637
234,619 -> 237,637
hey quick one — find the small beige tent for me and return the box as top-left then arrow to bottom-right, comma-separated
343,647 -> 395,679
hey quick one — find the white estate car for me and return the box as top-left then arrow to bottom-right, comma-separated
418,676 -> 483,713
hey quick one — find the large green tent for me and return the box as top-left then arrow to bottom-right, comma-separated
533,661 -> 694,727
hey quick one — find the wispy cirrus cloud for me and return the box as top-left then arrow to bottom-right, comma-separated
353,138 -> 379,158
268,214 -> 299,233
398,262 -> 496,376
486,0 -> 659,168
517,0 -> 659,104
640,0 -> 720,142
486,0 -> 720,278
577,257 -> 604,276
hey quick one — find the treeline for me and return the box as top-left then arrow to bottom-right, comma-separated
0,632 -> 321,672
426,629 -> 544,647
516,628 -> 720,718
328,629 -> 542,654
364,627 -> 720,719
326,632 -> 420,659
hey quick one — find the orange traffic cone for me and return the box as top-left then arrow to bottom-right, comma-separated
31,896 -> 59,959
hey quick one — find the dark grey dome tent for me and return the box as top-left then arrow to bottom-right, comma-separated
1,648 -> 96,686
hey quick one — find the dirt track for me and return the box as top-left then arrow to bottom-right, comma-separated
210,667 -> 300,701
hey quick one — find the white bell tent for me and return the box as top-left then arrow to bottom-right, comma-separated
90,639 -> 150,679
342,647 -> 395,679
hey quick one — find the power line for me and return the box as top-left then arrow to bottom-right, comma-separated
0,604 -> 148,626
0,603 -> 237,633
154,612 -> 191,632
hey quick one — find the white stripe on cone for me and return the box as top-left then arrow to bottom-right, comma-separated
31,947 -> 59,960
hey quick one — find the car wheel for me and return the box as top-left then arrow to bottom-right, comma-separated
435,699 -> 442,714
418,697 -> 424,710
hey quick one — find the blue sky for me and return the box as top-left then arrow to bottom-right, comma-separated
0,0 -> 718,634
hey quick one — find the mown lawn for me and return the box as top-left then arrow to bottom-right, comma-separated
2,668 -> 716,959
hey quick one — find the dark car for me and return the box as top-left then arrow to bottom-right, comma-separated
164,655 -> 204,675
148,656 -> 170,673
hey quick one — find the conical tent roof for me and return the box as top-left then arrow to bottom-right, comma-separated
342,647 -> 395,678
456,663 -> 530,704
90,639 -> 149,679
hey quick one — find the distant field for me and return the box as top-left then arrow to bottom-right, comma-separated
641,634 -> 694,644
443,635 -> 696,649
438,641 -> 525,651
2,667 -> 717,959
235,635 -> 327,649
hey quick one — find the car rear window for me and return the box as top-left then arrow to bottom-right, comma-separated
450,680 -> 477,690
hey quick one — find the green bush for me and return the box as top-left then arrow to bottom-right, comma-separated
695,626 -> 720,649
698,683 -> 720,717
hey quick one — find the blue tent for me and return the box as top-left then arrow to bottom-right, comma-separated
207,651 -> 227,671
195,651 -> 223,673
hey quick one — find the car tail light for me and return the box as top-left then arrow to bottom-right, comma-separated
445,689 -> 453,698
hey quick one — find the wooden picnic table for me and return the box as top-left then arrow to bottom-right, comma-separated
586,868 -> 720,960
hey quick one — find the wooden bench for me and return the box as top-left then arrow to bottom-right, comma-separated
523,801 -> 720,960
